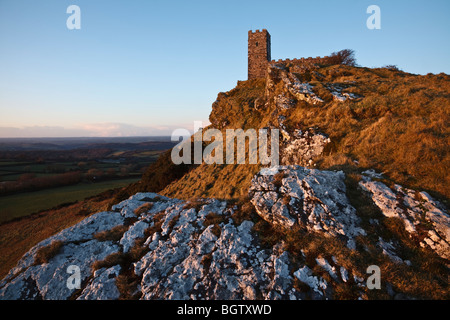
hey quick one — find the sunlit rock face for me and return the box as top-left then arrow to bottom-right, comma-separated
249,165 -> 365,250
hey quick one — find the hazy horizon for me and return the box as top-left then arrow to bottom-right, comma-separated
0,136 -> 173,140
0,122 -> 207,138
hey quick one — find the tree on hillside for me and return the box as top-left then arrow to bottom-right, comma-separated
329,49 -> 358,66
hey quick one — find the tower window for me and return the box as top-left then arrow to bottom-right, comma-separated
256,42 -> 258,47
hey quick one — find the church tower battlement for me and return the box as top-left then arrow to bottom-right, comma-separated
248,29 -> 271,79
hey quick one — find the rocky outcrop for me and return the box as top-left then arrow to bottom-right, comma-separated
1,166 -> 448,300
359,172 -> 450,261
265,63 -> 333,167
327,83 -> 362,101
267,63 -> 324,105
0,211 -> 125,300
0,192 -> 302,300
280,129 -> 330,166
0,167 -> 356,300
249,166 -> 365,249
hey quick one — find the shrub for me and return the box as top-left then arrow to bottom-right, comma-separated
328,49 -> 358,66
382,65 -> 400,71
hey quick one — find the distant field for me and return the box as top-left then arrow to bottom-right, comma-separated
0,178 -> 139,223
0,137 -> 175,224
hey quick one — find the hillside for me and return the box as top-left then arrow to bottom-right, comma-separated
132,62 -> 450,205
1,167 -> 448,299
1,58 -> 449,300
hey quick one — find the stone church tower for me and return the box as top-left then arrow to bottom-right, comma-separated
248,29 -> 271,79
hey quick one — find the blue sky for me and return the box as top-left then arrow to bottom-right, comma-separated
0,0 -> 449,137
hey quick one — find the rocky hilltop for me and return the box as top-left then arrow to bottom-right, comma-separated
0,166 -> 448,300
1,58 -> 449,300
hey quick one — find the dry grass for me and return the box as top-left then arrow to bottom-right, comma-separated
272,171 -> 285,190
133,202 -> 153,216
201,253 -> 213,275
162,163 -> 261,200
231,197 -> 258,226
91,249 -> 144,299
209,78 -> 267,130
34,240 -> 64,265
91,252 -> 125,271
285,66 -> 450,204
93,225 -> 129,242
115,270 -> 141,300
203,212 -> 227,237
183,198 -> 206,211
140,211 -> 166,241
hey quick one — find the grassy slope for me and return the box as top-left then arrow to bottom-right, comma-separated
161,65 -> 449,205
288,65 -> 450,203
161,163 -> 261,200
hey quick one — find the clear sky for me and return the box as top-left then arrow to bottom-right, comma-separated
0,0 -> 449,137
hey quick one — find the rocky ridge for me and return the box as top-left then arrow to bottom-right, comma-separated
1,166 -> 448,300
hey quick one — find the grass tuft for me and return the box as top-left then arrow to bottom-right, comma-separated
34,240 -> 64,265
93,225 -> 129,242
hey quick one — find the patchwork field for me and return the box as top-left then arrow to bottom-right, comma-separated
0,137 -> 175,224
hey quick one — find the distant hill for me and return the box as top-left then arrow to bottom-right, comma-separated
0,136 -> 173,151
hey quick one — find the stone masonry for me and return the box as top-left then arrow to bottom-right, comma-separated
248,29 -> 271,79
248,29 -> 337,79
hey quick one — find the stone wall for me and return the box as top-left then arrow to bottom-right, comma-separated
270,56 -> 335,73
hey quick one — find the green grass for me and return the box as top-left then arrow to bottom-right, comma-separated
1,164 -> 49,173
134,150 -> 162,157
0,178 -> 139,223
0,161 -> 33,167
0,172 -> 60,182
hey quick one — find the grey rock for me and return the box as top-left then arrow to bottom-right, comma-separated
78,265 -> 121,300
249,165 -> 365,247
360,178 -> 450,260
